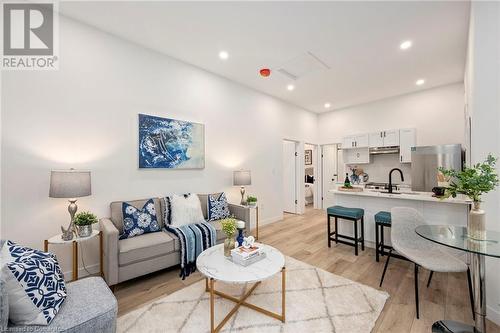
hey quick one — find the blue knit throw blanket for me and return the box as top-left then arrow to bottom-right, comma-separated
164,222 -> 217,279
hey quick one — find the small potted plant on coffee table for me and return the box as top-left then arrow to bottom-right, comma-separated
74,211 -> 98,238
220,217 -> 237,257
247,196 -> 258,207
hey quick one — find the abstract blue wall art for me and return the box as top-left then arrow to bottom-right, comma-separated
138,114 -> 205,169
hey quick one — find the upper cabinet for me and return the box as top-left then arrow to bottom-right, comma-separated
342,134 -> 369,149
383,129 -> 400,146
399,128 -> 416,163
342,128 -> 416,163
369,130 -> 399,147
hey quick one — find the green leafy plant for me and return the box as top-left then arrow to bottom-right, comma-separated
74,211 -> 98,226
220,217 -> 237,237
247,196 -> 257,203
438,154 -> 499,203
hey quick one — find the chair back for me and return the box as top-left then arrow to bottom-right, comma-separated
390,207 -> 427,251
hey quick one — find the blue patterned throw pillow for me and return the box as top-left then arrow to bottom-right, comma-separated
207,192 -> 231,221
120,199 -> 161,239
2,241 -> 66,325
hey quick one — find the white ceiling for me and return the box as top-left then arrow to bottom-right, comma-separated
60,1 -> 470,113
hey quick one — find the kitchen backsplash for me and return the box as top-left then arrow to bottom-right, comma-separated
348,154 -> 412,185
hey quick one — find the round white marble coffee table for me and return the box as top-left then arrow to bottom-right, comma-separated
196,243 -> 286,333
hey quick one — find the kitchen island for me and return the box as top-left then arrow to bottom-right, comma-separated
328,188 -> 471,249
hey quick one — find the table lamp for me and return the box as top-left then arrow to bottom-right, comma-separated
49,169 -> 91,241
233,170 -> 251,205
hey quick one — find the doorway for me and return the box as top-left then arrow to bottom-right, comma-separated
321,144 -> 343,209
304,143 -> 318,210
283,140 -> 299,214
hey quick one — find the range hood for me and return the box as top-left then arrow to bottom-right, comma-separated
369,146 -> 400,155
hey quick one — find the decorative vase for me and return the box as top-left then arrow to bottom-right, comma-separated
468,202 -> 486,240
224,237 -> 236,257
248,202 -> 257,207
77,225 -> 93,238
236,228 -> 245,247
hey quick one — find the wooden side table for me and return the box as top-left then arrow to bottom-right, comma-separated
44,230 -> 103,281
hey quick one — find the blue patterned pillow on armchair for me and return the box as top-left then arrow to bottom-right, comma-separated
207,192 -> 231,221
2,241 -> 66,325
120,199 -> 161,239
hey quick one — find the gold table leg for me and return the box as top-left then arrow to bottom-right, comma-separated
208,266 -> 286,333
99,231 -> 104,278
255,206 -> 259,240
72,241 -> 78,281
44,239 -> 48,252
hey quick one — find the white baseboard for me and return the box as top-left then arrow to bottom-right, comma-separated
63,263 -> 100,282
488,306 -> 500,326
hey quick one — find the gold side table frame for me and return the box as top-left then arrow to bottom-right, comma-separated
205,266 -> 286,333
44,230 -> 103,281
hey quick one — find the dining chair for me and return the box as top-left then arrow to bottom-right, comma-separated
379,207 -> 474,320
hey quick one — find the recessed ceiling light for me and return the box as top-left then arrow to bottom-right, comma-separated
324,103 -> 331,108
218,51 -> 229,60
287,84 -> 295,91
400,40 -> 413,50
415,79 -> 425,86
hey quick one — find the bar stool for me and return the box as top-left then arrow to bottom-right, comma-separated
375,211 -> 391,262
327,205 -> 365,256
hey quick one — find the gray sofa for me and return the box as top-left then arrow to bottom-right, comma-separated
100,194 -> 251,286
2,276 -> 117,333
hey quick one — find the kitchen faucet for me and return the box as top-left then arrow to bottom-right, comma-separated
387,168 -> 404,194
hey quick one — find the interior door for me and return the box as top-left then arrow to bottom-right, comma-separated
322,144 -> 338,209
283,141 -> 297,213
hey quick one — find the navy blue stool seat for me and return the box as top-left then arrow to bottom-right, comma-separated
327,205 -> 365,256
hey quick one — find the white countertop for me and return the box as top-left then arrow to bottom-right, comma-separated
329,188 -> 471,205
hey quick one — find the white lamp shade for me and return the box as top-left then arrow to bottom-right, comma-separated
233,170 -> 251,186
49,170 -> 91,198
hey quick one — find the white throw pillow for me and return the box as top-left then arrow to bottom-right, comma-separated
170,194 -> 205,227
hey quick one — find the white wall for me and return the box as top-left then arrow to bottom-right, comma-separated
318,83 -> 465,147
0,16 -> 317,276
465,1 -> 500,324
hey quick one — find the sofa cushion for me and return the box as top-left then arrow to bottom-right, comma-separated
118,232 -> 179,267
110,198 -> 163,234
120,199 -> 161,240
9,277 -> 117,333
207,220 -> 230,242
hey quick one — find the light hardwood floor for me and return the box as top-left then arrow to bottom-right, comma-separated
114,208 -> 500,333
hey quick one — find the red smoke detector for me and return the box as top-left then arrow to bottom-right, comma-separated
259,68 -> 271,77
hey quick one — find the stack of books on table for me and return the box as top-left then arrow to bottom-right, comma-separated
230,245 -> 266,266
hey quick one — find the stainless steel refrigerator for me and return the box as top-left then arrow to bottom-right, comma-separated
411,144 -> 464,192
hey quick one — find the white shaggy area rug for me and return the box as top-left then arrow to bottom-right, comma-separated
118,257 -> 389,333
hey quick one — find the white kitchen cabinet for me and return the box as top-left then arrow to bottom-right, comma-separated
343,148 -> 370,164
342,136 -> 355,149
354,134 -> 369,148
383,129 -> 400,147
342,134 -> 368,149
369,132 -> 384,147
399,128 -> 416,163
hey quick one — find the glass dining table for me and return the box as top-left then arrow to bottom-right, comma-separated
416,225 -> 500,333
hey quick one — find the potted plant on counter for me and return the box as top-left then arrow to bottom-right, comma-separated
247,196 -> 257,207
220,217 -> 237,257
439,154 -> 499,240
74,211 -> 98,238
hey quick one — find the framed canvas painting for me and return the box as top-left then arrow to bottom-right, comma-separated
138,114 -> 205,169
305,149 -> 312,165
